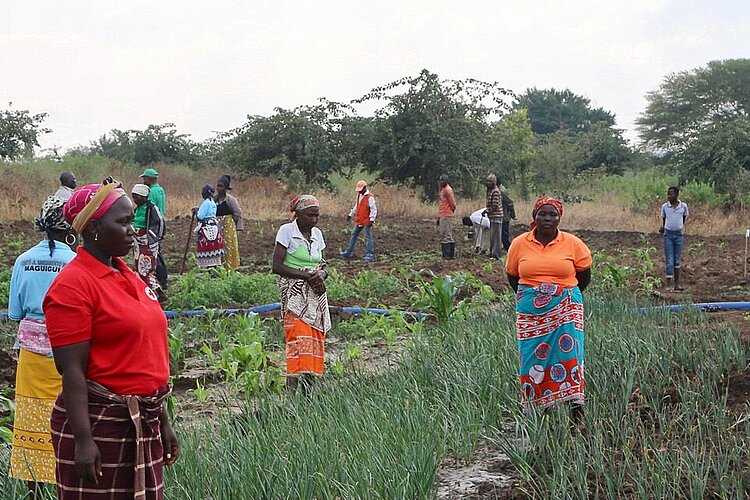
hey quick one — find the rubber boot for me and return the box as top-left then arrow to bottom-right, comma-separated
447,242 -> 455,259
442,242 -> 455,260
673,268 -> 683,291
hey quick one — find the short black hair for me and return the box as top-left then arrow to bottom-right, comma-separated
668,186 -> 679,195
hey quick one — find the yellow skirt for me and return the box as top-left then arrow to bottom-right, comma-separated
218,215 -> 240,270
10,349 -> 61,484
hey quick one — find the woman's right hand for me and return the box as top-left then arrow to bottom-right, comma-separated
75,438 -> 102,482
307,270 -> 326,295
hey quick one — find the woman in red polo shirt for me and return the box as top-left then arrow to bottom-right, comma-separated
506,196 -> 592,424
43,178 -> 178,500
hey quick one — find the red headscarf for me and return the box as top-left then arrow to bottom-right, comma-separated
531,195 -> 563,228
63,177 -> 126,233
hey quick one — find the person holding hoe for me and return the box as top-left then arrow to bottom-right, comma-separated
340,180 -> 377,261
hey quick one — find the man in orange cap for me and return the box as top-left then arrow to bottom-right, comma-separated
340,180 -> 377,261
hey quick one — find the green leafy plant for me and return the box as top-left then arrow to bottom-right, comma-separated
412,275 -> 467,324
188,380 -> 211,404
211,314 -> 284,397
0,387 -> 15,445
166,269 -> 279,310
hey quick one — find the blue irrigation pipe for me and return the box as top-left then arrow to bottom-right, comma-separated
336,306 -> 428,319
639,302 -> 750,314
0,304 -> 427,320
161,303 -> 427,319
163,302 -> 281,319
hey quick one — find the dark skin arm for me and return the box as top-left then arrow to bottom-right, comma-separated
272,243 -> 326,295
53,342 -> 101,483
507,274 -> 520,293
159,404 -> 179,465
576,268 -> 591,292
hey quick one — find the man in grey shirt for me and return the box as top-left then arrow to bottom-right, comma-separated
54,172 -> 76,201
659,186 -> 689,291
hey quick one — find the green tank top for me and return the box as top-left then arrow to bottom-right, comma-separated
284,242 -> 322,270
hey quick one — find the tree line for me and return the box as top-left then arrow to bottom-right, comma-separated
2,59 -> 748,202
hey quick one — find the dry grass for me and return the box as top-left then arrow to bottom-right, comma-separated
513,199 -> 743,236
0,161 -> 743,236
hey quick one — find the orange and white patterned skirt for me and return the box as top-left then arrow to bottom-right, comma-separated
283,311 -> 325,376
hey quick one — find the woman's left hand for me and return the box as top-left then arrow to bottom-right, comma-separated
160,419 -> 180,466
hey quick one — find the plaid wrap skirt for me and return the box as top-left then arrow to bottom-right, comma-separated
50,382 -> 170,500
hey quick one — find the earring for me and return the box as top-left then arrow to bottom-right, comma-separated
94,233 -> 98,242
65,233 -> 76,246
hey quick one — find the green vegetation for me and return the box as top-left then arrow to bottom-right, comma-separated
0,294 -> 727,498
0,269 -> 12,308
165,269 -> 280,310
0,105 -> 49,160
637,58 -> 750,203
581,168 -> 729,211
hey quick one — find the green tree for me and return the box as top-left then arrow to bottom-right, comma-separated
0,104 -> 50,160
353,70 -> 513,199
637,59 -> 750,151
89,123 -> 202,166
530,130 -> 586,194
489,109 -> 535,198
577,122 -> 632,174
219,101 -> 351,188
637,59 -> 750,199
516,88 -> 614,135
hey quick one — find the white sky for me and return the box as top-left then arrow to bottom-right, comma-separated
2,0 -> 748,152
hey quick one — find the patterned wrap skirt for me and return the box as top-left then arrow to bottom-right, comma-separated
195,217 -> 224,268
10,347 -> 61,484
218,215 -> 240,270
284,311 -> 326,376
279,272 -> 331,377
516,284 -> 585,411
134,228 -> 162,292
50,382 -> 170,500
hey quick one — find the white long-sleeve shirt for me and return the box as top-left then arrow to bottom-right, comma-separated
469,208 -> 490,229
348,190 -> 378,222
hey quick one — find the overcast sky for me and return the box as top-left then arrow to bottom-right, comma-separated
2,0 -> 748,153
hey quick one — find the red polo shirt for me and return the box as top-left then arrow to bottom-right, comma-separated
44,247 -> 169,395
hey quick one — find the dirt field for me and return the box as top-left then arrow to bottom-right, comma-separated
150,214 -> 748,304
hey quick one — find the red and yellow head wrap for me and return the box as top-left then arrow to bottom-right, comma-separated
289,195 -> 320,220
63,177 -> 127,233
531,195 -> 563,228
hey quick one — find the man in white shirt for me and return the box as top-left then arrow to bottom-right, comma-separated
53,172 -> 76,201
659,186 -> 689,291
340,180 -> 377,261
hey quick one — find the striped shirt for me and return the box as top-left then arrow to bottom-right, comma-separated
486,187 -> 503,221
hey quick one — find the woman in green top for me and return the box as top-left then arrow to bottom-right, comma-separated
272,195 -> 330,394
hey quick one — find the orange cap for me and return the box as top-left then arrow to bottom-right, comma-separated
355,180 -> 367,191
